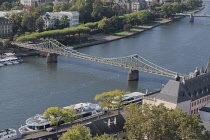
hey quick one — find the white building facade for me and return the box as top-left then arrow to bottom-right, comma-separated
20,0 -> 37,6
42,11 -> 79,29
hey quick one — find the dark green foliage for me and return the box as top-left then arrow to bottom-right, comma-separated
124,103 -> 205,140
16,27 -> 90,42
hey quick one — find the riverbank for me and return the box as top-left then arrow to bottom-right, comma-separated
71,5 -> 205,49
4,5 -> 205,57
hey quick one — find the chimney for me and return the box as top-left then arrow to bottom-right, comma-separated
114,117 -> 117,125
194,67 -> 200,77
108,119 -> 110,126
175,73 -> 180,81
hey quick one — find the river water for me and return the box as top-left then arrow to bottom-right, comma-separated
1,1 -> 210,133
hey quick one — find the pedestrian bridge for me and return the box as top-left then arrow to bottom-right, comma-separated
13,40 -> 184,80
175,13 -> 210,22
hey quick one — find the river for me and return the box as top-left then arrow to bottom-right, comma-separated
1,1 -> 210,133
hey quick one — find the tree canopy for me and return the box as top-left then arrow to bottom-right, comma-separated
44,106 -> 77,132
59,124 -> 120,140
94,90 -> 128,112
124,103 -> 205,140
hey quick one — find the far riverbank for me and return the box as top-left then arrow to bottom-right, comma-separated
71,5 -> 205,49
2,5 -> 205,57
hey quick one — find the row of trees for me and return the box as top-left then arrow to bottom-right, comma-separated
15,10 -> 154,42
15,24 -> 95,42
151,0 -> 203,18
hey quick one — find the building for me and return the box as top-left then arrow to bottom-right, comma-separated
131,0 -> 147,12
85,114 -> 126,139
20,0 -> 38,6
0,17 -> 12,39
143,59 -> 210,115
42,11 -> 79,29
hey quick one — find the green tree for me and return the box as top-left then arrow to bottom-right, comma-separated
44,107 -> 77,132
1,2 -> 12,11
60,15 -> 70,28
161,3 -> 175,18
53,2 -> 69,12
94,90 -> 127,113
93,133 -> 120,140
59,124 -> 92,140
36,16 -> 44,32
59,124 -> 119,140
124,103 -> 205,140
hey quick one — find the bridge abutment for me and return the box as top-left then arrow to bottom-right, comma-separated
46,53 -> 58,63
128,70 -> 139,81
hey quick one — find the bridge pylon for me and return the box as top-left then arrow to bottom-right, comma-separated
128,70 -> 139,81
189,14 -> 194,22
46,53 -> 58,63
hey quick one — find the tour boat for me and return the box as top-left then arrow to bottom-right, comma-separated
107,92 -> 146,110
19,102 -> 104,135
0,129 -> 17,140
122,92 -> 145,105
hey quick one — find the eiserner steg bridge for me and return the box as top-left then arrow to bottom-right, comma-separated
174,13 -> 210,22
13,40 -> 185,81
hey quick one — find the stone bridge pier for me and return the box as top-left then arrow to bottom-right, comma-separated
128,70 -> 139,81
46,53 -> 58,63
189,14 -> 194,22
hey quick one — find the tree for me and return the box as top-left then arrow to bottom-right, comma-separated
36,16 -> 44,32
1,2 -> 12,11
44,107 -> 77,133
59,124 -> 119,140
53,2 -> 69,12
59,124 -> 92,140
93,133 -> 120,140
124,103 -> 205,140
98,17 -> 110,33
60,15 -> 70,28
94,90 -> 127,113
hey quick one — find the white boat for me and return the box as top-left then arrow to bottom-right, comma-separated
122,92 -> 145,105
106,92 -> 146,111
0,57 -> 23,65
0,63 -> 4,67
19,102 -> 104,135
0,129 -> 17,140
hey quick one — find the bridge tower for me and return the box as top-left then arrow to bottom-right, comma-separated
189,14 -> 194,22
46,53 -> 58,63
128,70 -> 139,81
127,54 -> 139,81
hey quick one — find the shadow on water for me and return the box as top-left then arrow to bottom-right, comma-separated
127,81 -> 138,92
59,58 -> 170,84
46,63 -> 58,71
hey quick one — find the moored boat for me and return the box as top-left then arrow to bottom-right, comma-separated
0,129 -> 17,140
19,102 -> 104,135
0,57 -> 23,66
